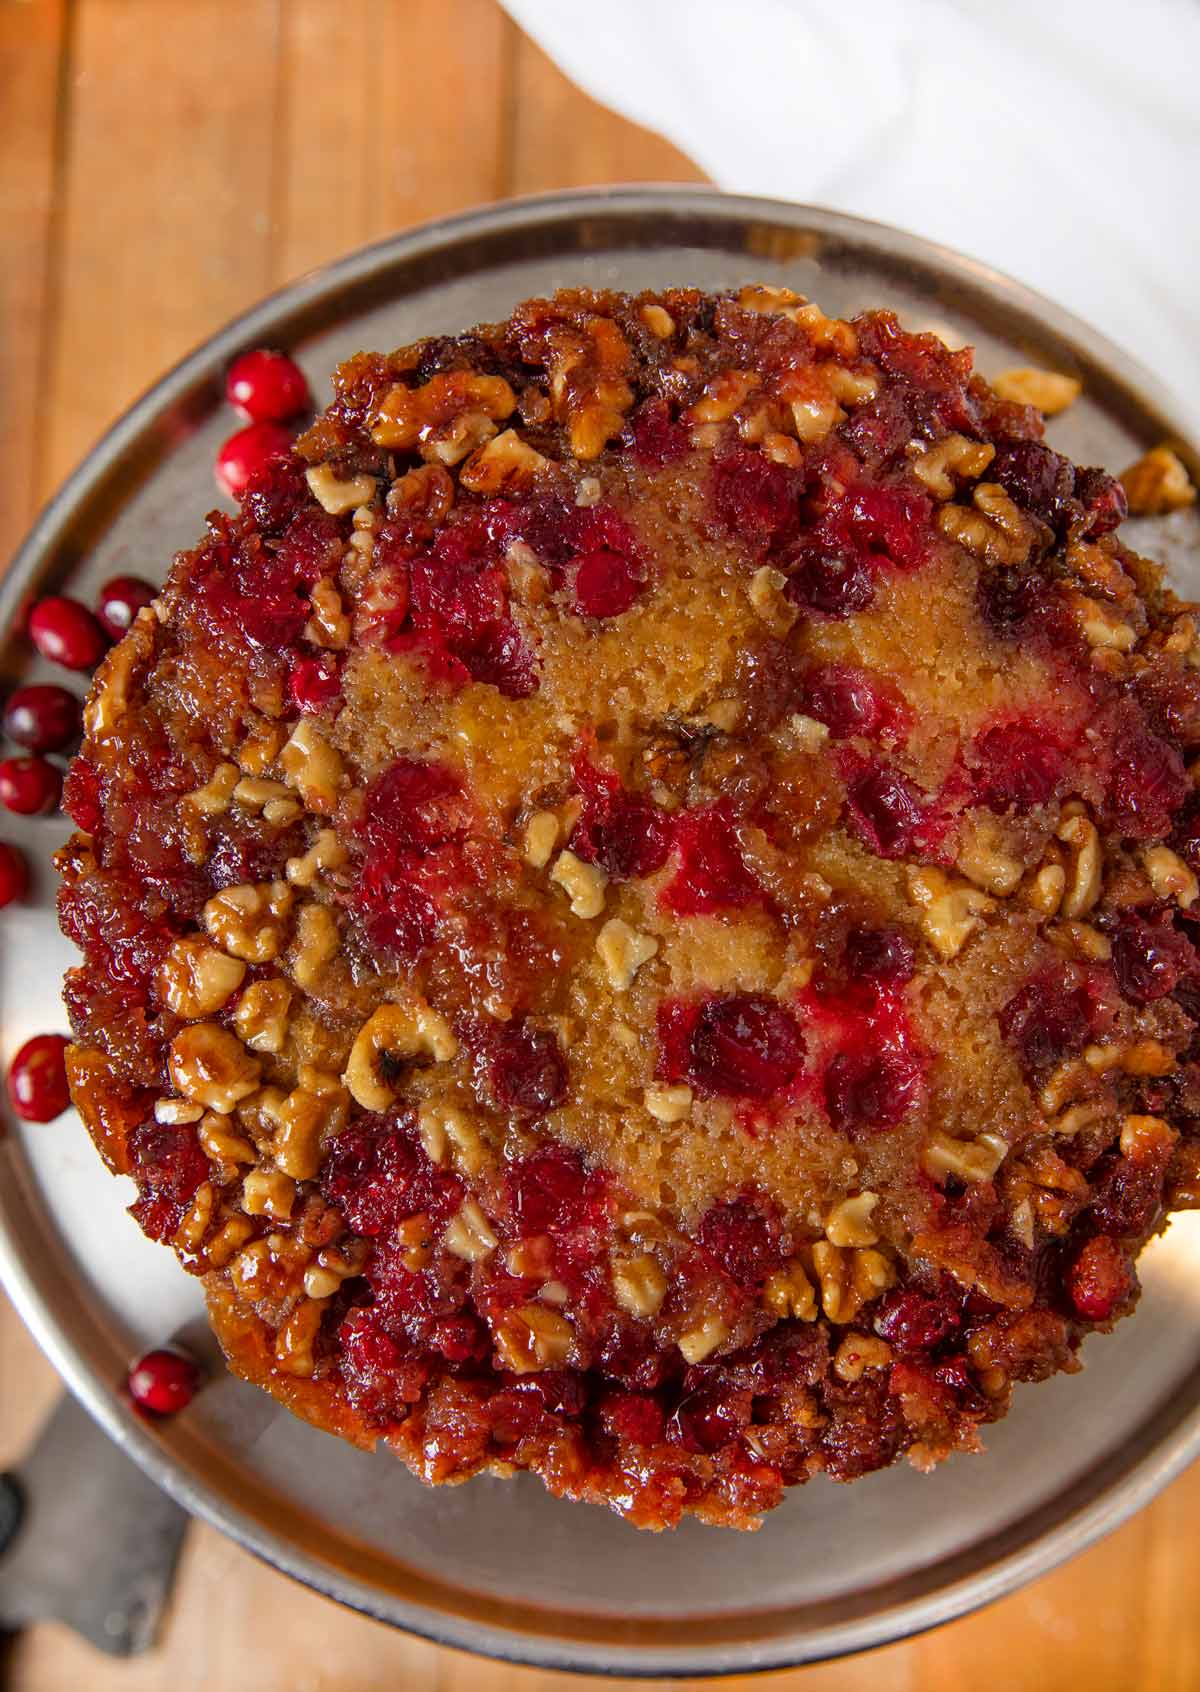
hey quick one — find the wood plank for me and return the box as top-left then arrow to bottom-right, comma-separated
509,28 -> 707,195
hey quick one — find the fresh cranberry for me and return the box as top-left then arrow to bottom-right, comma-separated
96,575 -> 156,641
0,756 -> 61,816
710,446 -> 803,555
1073,467 -> 1127,537
696,1195 -> 784,1286
3,684 -> 81,753
215,422 -> 295,499
1111,914 -> 1198,1004
1066,1235 -> 1133,1321
973,722 -> 1066,812
999,969 -> 1096,1078
0,842 -> 27,908
660,802 -> 761,915
669,1384 -> 752,1454
28,596 -> 108,671
840,756 -> 928,858
572,547 -> 642,619
784,545 -> 875,617
824,1047 -> 921,1133
490,1023 -> 567,1115
225,348 -> 311,422
506,1146 -> 599,1234
843,925 -> 915,984
127,1347 -> 201,1415
660,993 -> 805,1100
288,653 -> 342,712
986,440 -> 1074,532
802,663 -> 903,742
570,765 -> 672,882
1104,721 -> 1189,839
7,1033 -> 71,1121
874,1288 -> 961,1354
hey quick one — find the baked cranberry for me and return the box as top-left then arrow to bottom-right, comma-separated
840,756 -> 928,858
999,969 -> 1096,1078
225,348 -> 310,422
1111,914 -> 1197,1004
1066,1234 -> 1133,1321
490,1023 -> 567,1115
1073,467 -> 1127,537
669,1384 -> 752,1453
973,721 -> 1065,812
7,1033 -> 71,1121
1104,721 -> 1189,839
96,575 -> 156,641
626,397 -> 689,467
215,422 -> 295,499
288,653 -> 342,712
986,440 -> 1074,532
785,545 -> 875,617
696,1195 -> 784,1286
710,446 -> 802,555
843,925 -> 915,984
599,1389 -> 666,1446
570,767 -> 672,881
672,993 -> 805,1099
0,841 -> 27,908
660,802 -> 760,915
127,1347 -> 200,1415
28,596 -> 108,671
3,684 -> 80,753
127,1121 -> 210,1241
572,547 -> 642,619
409,522 -> 537,698
802,664 -> 901,741
0,755 -> 61,816
874,1288 -> 961,1354
824,1047 -> 921,1133
977,565 -> 1051,639
507,1146 -> 599,1234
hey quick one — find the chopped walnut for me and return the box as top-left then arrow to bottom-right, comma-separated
1120,445 -> 1196,515
495,1304 -> 575,1373
1026,860 -> 1067,917
168,1024 -> 261,1115
275,1297 -> 328,1378
747,565 -> 798,636
923,1130 -> 1008,1183
762,1260 -> 818,1320
273,1069 -> 350,1181
639,302 -> 675,338
788,713 -> 831,755
990,368 -> 1081,415
305,463 -> 377,516
154,1097 -> 203,1126
203,880 -> 293,963
909,433 -> 995,500
937,481 -> 1035,565
644,1084 -> 692,1123
522,809 -> 560,869
458,428 -> 550,495
198,1111 -> 257,1170
833,1333 -> 892,1383
611,1252 -> 668,1318
286,827 -> 348,889
906,866 -> 995,958
185,761 -> 239,816
280,719 -> 344,814
595,918 -> 658,991
443,1200 -> 499,1262
1056,812 -> 1102,917
233,776 -> 293,813
544,316 -> 634,460
1142,844 -> 1199,907
157,937 -> 247,1019
304,577 -> 351,650
387,462 -> 455,525
233,978 -> 293,1055
290,901 -> 340,991
825,1192 -> 880,1248
1085,1039 -> 1174,1078
369,371 -> 517,463
206,1214 -> 254,1270
174,1182 -> 215,1251
343,999 -> 457,1110
549,849 -> 607,919
685,370 -> 760,426
1073,593 -> 1137,653
1120,1113 -> 1177,1158
241,1167 -> 297,1220
418,1101 -> 490,1176
677,1314 -> 730,1364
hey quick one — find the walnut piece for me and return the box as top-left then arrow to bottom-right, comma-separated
157,937 -> 246,1019
549,849 -> 607,918
305,464 -> 376,516
203,880 -> 293,964
168,1024 -> 261,1115
990,368 -> 1081,415
1120,445 -> 1196,515
344,999 -> 458,1111
595,918 -> 658,991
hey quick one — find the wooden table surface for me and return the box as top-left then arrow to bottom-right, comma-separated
1,3 -> 1197,1686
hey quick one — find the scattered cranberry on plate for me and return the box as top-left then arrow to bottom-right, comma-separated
216,422 -> 295,500
7,1032 -> 71,1122
225,348 -> 310,423
96,575 -> 156,642
0,841 -> 28,908
127,1347 -> 201,1415
0,755 -> 61,816
3,683 -> 81,754
27,595 -> 108,671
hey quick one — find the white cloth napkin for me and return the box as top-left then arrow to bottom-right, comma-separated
503,0 -> 1200,431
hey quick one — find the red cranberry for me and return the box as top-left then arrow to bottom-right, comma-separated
843,925 -> 915,984
127,1347 -> 201,1415
669,1384 -> 752,1454
96,575 -> 156,641
0,755 -> 61,816
507,1146 -> 598,1234
28,596 -> 108,671
840,756 -> 928,858
999,969 -> 1095,1078
625,397 -> 689,467
710,446 -> 802,555
977,564 -> 1052,639
1104,722 -> 1189,839
572,547 -> 642,619
696,1195 -> 784,1287
490,1023 -> 567,1115
7,1033 -> 71,1121
570,765 -> 672,881
215,422 -> 295,499
824,1047 -> 921,1133
665,993 -> 805,1100
660,802 -> 761,915
599,1389 -> 666,1446
973,722 -> 1065,812
802,664 -> 900,741
1073,467 -> 1127,537
1111,915 -> 1197,1004
225,348 -> 311,422
874,1288 -> 961,1354
288,653 -> 342,712
127,1121 -> 211,1241
785,546 -> 875,617
3,684 -> 81,753
0,842 -> 28,908
986,440 -> 1075,533
62,757 -> 102,835
1066,1235 -> 1133,1321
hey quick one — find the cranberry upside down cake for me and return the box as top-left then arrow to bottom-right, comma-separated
58,286 -> 1200,1530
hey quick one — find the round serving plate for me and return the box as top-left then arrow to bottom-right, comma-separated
3,188 -> 1200,1678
